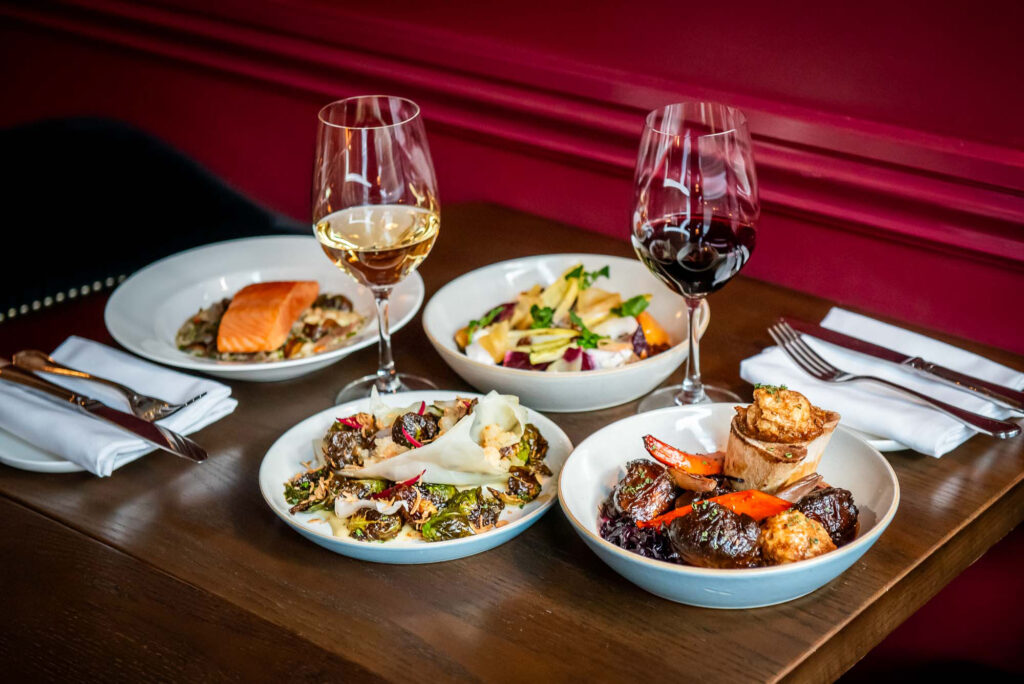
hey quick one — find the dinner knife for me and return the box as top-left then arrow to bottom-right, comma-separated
783,317 -> 1024,414
0,360 -> 207,462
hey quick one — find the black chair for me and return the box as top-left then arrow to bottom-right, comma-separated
1,117 -> 306,322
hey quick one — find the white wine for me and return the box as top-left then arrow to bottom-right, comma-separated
315,205 -> 439,287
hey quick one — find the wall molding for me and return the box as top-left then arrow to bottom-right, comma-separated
8,0 -> 1024,269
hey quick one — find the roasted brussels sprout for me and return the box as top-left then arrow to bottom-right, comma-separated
323,419 -> 374,468
336,478 -> 388,500
417,483 -> 457,507
490,466 -> 542,506
284,466 -> 339,513
392,412 -> 439,448
346,509 -> 403,542
420,488 -> 505,542
516,424 -> 551,475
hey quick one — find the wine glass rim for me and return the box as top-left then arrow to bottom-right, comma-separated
318,95 -> 421,130
643,102 -> 748,138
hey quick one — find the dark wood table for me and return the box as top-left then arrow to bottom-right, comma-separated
1,204 -> 1021,682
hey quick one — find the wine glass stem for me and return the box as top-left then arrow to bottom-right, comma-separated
373,289 -> 401,393
676,297 -> 707,404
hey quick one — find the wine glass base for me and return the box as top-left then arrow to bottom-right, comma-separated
636,384 -> 743,413
334,373 -> 437,405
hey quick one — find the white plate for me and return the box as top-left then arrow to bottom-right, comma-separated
422,253 -> 709,412
845,426 -> 908,452
558,403 -> 899,608
0,428 -> 86,473
105,236 -> 424,382
258,390 -> 572,564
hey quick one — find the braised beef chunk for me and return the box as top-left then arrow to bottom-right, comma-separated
666,501 -> 762,569
795,487 -> 859,546
608,460 -> 676,522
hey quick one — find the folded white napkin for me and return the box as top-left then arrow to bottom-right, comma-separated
0,336 -> 236,475
740,308 -> 1024,457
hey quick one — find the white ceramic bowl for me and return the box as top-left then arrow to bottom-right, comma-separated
422,254 -> 708,412
558,403 -> 899,608
259,390 -> 572,564
105,236 -> 423,382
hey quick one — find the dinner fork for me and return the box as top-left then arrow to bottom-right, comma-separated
768,321 -> 1020,439
12,350 -> 206,422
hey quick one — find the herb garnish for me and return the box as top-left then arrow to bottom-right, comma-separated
467,305 -> 505,343
754,383 -> 788,394
529,305 -> 555,329
611,294 -> 650,317
565,264 -> 610,289
569,311 -> 607,349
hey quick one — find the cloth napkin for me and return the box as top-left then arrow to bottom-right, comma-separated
0,336 -> 237,476
740,308 -> 1024,457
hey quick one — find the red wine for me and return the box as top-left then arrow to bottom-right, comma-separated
633,214 -> 756,297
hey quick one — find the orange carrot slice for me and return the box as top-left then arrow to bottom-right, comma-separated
637,490 -> 792,529
643,435 -> 723,475
636,311 -> 669,347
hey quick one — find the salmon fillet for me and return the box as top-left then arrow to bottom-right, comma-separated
216,281 -> 320,353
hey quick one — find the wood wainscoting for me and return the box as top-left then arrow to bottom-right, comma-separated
3,0 -> 1023,352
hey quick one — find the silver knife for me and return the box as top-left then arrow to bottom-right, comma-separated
784,317 -> 1024,414
0,360 -> 207,462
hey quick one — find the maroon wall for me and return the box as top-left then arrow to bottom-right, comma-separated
3,0 -> 1023,352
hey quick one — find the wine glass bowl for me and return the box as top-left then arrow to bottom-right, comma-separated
312,95 -> 439,403
632,102 -> 759,410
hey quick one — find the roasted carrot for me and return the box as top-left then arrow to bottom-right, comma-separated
636,311 -> 669,347
643,435 -> 723,475
637,490 -> 792,529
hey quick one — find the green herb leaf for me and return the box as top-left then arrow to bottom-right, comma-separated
611,294 -> 650,318
565,264 -> 610,289
529,305 -> 555,329
754,383 -> 788,394
569,311 -> 607,349
467,305 -> 505,343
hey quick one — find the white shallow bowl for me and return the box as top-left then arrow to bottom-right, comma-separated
105,236 -> 424,382
558,403 -> 899,608
258,390 -> 572,564
422,253 -> 708,412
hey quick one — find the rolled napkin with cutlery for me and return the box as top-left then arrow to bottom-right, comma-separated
0,336 -> 236,475
741,308 -> 1024,457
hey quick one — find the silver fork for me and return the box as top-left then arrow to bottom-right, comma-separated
768,320 -> 1020,439
12,350 -> 207,422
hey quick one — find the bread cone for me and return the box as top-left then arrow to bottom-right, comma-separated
725,410 -> 840,494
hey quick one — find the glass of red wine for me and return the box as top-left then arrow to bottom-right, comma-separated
631,102 -> 759,410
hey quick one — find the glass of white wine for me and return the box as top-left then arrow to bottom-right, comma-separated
313,95 -> 440,403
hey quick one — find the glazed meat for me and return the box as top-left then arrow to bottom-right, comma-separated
608,460 -> 676,522
795,487 -> 860,546
759,509 -> 836,565
666,501 -> 762,569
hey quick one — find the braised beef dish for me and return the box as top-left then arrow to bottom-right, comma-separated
599,415 -> 860,569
